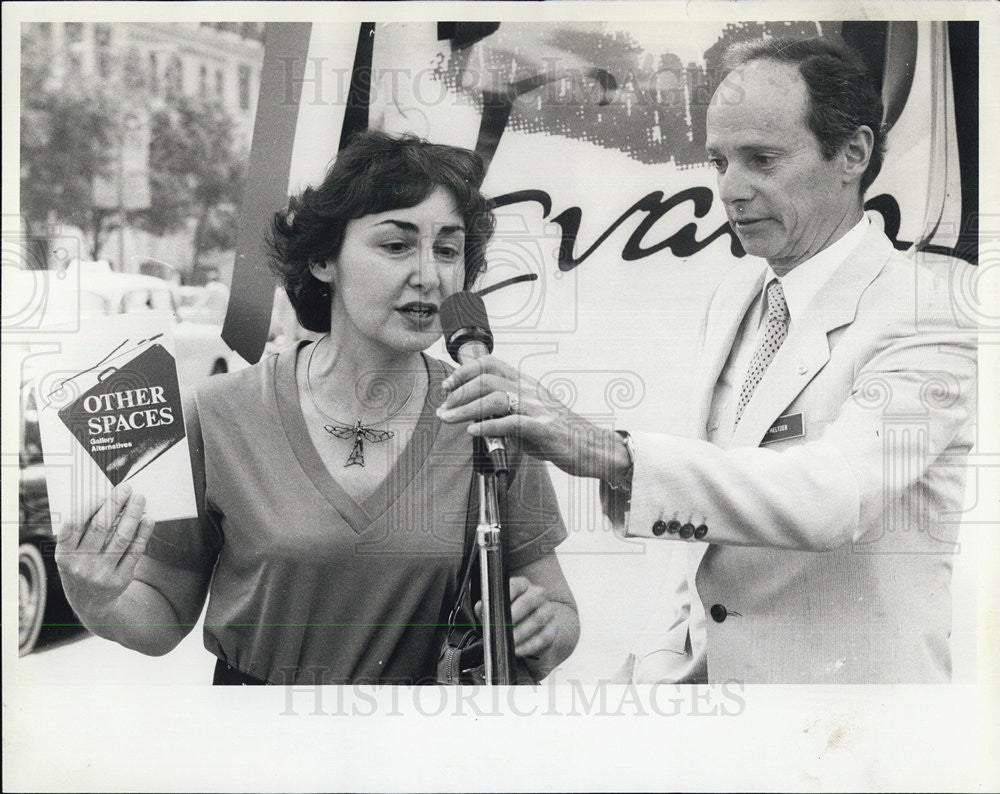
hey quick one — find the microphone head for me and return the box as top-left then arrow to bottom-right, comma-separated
439,292 -> 493,362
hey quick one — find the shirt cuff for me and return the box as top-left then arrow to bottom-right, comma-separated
600,431 -> 634,533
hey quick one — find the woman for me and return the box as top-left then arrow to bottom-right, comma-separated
54,132 -> 580,684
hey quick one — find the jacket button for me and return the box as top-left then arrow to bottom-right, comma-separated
667,520 -> 681,534
652,520 -> 667,536
694,524 -> 708,539
710,604 -> 728,623
679,522 -> 695,539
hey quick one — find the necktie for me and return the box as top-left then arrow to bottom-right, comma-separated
734,278 -> 789,428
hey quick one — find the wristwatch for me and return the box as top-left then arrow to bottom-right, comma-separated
607,430 -> 635,494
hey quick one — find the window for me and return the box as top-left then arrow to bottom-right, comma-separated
215,68 -> 225,98
64,22 -> 83,70
238,64 -> 250,110
123,48 -> 144,90
149,51 -> 160,94
95,24 -> 112,78
199,63 -> 208,98
165,55 -> 183,99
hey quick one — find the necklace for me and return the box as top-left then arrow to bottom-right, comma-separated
305,338 -> 416,467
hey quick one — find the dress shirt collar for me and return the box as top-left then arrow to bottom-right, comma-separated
759,215 -> 870,323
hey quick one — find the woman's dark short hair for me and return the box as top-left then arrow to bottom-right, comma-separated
269,131 -> 496,333
724,37 -> 886,194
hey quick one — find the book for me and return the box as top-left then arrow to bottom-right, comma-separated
34,314 -> 198,527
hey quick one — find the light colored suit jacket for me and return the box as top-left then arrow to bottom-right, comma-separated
619,224 -> 977,684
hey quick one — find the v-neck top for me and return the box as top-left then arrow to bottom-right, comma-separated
280,343 -> 443,533
139,342 -> 567,684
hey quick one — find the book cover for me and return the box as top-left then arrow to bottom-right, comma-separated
34,314 -> 198,526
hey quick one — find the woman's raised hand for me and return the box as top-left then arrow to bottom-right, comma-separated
55,484 -> 156,620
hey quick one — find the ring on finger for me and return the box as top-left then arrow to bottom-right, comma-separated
506,391 -> 520,416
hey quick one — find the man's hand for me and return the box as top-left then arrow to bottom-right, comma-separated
55,484 -> 156,622
438,354 -> 630,482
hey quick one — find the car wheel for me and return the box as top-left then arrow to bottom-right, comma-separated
19,542 -> 48,656
210,359 -> 228,375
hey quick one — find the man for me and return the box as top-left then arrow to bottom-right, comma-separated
438,37 -> 977,684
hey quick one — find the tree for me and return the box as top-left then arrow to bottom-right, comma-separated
20,27 -> 122,261
19,23 -> 248,272
136,96 -> 246,270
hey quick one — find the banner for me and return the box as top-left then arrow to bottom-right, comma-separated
229,20 -> 966,356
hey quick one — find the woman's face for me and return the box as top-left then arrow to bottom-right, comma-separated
312,186 -> 468,356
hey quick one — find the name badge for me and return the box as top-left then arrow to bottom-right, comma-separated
761,413 -> 804,444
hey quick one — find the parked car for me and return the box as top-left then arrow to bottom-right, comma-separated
18,378 -> 74,655
71,264 -> 246,384
36,261 -> 246,385
173,282 -> 230,326
267,285 -> 321,353
13,262 -> 245,653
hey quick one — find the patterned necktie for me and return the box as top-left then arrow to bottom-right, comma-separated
734,278 -> 789,428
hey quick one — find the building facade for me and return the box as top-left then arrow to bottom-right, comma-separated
27,22 -> 265,281
37,21 -> 264,147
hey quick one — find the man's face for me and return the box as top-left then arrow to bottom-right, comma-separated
706,60 -> 856,271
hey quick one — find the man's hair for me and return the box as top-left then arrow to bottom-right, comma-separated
268,131 -> 495,333
725,37 -> 886,194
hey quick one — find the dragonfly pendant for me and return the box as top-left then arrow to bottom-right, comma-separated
324,420 -> 395,467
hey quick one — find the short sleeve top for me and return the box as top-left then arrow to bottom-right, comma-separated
137,342 -> 567,684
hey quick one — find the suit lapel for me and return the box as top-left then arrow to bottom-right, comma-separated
687,264 -> 766,439
731,224 -> 893,448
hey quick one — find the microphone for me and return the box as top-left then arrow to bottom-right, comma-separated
439,292 -> 508,472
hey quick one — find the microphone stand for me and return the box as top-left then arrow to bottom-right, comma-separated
472,438 -> 517,684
